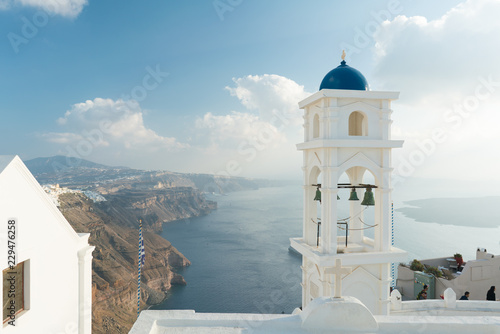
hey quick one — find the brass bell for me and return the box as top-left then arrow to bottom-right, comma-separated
361,187 -> 375,206
314,188 -> 321,203
348,188 -> 359,201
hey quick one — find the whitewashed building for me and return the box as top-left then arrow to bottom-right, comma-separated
0,156 -> 94,334
398,248 -> 500,300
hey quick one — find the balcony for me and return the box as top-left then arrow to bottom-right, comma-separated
290,236 -> 407,267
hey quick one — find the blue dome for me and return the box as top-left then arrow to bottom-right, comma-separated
319,60 -> 369,91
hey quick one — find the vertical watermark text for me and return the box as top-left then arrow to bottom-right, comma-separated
5,218 -> 18,326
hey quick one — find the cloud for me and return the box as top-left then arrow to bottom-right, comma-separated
226,74 -> 309,126
373,0 -> 500,181
43,98 -> 187,164
373,0 -> 500,96
195,111 -> 286,149
1,0 -> 87,17
188,74 -> 310,178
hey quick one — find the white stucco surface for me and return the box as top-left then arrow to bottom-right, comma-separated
131,294 -> 500,333
0,156 -> 94,334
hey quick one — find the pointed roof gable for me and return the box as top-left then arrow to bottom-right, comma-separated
0,155 -> 88,245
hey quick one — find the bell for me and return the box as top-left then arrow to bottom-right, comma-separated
314,188 -> 321,203
348,188 -> 359,201
361,187 -> 375,206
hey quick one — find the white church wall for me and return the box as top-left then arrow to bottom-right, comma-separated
343,267 -> 380,313
337,98 -> 379,109
336,149 -> 383,174
304,97 -> 392,142
434,258 -> 500,302
396,265 -> 416,299
458,257 -> 500,300
358,264 -> 381,279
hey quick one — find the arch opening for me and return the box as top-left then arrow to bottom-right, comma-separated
335,167 -> 377,248
348,111 -> 367,136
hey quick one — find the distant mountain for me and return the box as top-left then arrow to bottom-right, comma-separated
24,156 -> 145,187
25,155 -> 128,175
24,155 -> 293,193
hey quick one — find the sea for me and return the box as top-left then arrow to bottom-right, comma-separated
152,184 -> 500,314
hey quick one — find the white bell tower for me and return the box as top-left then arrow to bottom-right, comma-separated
290,55 -> 407,315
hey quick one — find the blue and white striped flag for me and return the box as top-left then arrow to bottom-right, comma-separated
139,224 -> 145,267
140,236 -> 145,267
138,220 -> 144,318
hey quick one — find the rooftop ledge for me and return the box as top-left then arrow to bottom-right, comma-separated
297,139 -> 404,150
298,90 -> 400,109
290,237 -> 407,267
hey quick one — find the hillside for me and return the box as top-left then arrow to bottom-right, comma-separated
25,155 -> 126,174
59,192 -> 193,333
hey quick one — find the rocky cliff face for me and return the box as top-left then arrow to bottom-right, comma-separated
58,192 -> 196,334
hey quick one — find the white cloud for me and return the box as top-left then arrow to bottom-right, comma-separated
1,0 -> 87,17
373,0 -> 500,96
43,98 -> 187,165
195,111 -> 286,149
187,74 -> 310,178
226,74 -> 309,126
374,0 -> 500,181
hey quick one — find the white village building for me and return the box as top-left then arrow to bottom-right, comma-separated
0,156 -> 94,334
130,56 -> 500,333
398,248 -> 500,301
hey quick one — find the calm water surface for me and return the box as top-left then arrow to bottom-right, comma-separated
153,186 -> 303,313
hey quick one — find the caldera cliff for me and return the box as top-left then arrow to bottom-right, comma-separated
58,189 -> 211,333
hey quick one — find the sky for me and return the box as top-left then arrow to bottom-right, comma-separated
1,0 -> 500,184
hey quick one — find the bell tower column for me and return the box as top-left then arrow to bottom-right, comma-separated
374,151 -> 393,252
321,162 -> 339,254
303,168 -> 317,246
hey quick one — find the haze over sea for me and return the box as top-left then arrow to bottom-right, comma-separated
153,184 -> 500,314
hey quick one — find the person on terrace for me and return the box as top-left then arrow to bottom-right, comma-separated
417,284 -> 428,300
